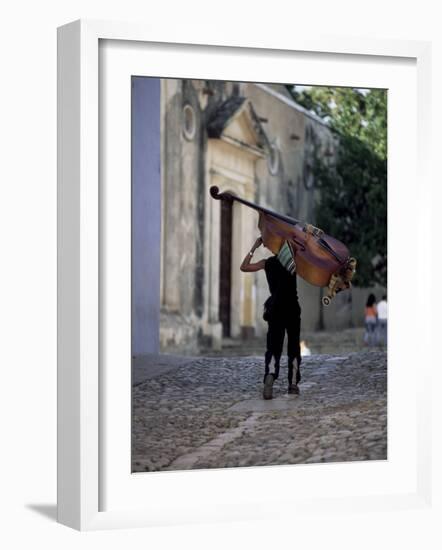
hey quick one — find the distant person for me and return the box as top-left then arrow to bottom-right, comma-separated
300,340 -> 311,357
364,293 -> 377,346
376,295 -> 388,346
240,236 -> 302,400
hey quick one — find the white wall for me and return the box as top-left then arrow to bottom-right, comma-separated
1,1 -> 441,548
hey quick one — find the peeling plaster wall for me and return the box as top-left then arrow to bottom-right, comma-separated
245,83 -> 338,334
158,79 -> 375,351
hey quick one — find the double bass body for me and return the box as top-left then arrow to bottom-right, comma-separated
210,185 -> 356,305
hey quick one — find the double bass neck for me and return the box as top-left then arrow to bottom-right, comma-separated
209,185 -> 301,227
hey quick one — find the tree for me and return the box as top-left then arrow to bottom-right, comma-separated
287,85 -> 387,286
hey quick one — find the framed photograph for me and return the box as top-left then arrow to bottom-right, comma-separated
57,19 -> 432,530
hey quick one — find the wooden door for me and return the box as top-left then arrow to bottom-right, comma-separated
219,199 -> 233,337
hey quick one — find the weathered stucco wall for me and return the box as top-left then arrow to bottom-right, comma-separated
157,79 -> 375,352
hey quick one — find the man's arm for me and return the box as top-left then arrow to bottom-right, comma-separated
240,237 -> 266,272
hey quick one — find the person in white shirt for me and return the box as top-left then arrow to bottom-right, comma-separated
376,295 -> 388,346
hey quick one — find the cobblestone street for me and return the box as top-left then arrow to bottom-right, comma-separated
132,340 -> 387,472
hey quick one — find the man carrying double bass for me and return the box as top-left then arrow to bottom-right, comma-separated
211,184 -> 355,400
240,236 -> 302,400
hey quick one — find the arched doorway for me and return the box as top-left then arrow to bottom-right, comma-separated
219,198 -> 233,337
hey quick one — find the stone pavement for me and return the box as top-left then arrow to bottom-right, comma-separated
132,348 -> 387,472
200,327 -> 373,357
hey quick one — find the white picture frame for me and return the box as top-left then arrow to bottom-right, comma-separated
57,19 -> 433,531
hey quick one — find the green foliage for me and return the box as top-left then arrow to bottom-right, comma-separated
287,85 -> 387,286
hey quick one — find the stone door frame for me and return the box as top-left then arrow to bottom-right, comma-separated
203,137 -> 264,348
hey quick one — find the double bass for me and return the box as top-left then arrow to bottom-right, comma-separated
210,186 -> 356,306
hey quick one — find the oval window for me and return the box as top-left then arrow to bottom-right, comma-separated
182,104 -> 196,141
267,144 -> 280,175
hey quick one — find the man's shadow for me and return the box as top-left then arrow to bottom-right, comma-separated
26,504 -> 57,522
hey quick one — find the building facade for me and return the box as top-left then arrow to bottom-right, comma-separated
158,79 -> 377,353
